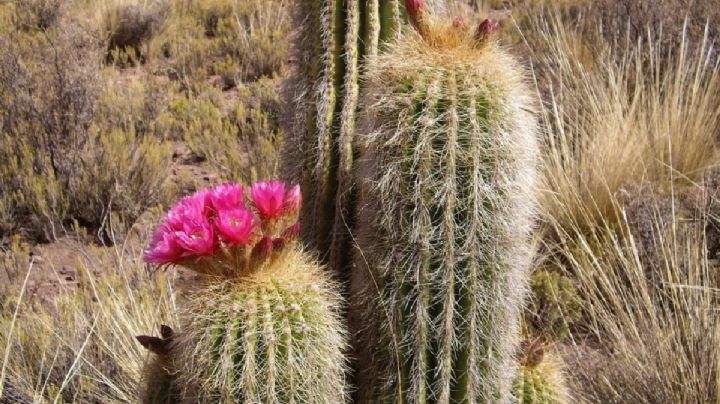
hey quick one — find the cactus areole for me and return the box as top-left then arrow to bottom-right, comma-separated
351,2 -> 538,402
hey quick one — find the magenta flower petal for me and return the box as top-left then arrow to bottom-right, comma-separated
250,180 -> 286,219
144,226 -> 183,265
209,182 -> 245,211
175,219 -> 216,257
282,184 -> 302,215
216,207 -> 256,246
165,190 -> 212,231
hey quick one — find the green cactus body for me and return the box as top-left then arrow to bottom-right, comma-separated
514,349 -> 569,404
284,0 -> 405,277
351,17 -> 538,403
174,248 -> 347,403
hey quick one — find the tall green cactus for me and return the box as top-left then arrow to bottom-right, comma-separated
351,4 -> 538,402
174,248 -> 348,403
283,0 -> 405,276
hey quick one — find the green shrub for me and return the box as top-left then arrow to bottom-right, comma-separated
105,2 -> 168,64
527,270 -> 582,340
147,0 -> 288,86
0,19 -> 173,241
148,13 -> 209,85
165,79 -> 281,183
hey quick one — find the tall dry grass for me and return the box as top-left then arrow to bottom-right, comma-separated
543,180 -> 720,403
528,10 -> 720,403
530,12 -> 720,236
0,239 -> 178,403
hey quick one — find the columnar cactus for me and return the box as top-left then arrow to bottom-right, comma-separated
351,2 -> 538,402
283,0 -> 405,276
140,181 -> 347,403
513,341 -> 570,404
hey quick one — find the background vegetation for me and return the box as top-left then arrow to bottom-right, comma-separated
1,0 -> 718,402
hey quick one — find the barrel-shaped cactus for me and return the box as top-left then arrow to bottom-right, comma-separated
140,181 -> 347,403
175,248 -> 347,403
283,0 -> 405,277
514,341 -> 569,404
351,4 -> 538,402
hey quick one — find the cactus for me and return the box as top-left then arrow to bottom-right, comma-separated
513,341 -> 570,404
351,3 -> 538,402
283,0 -> 407,276
140,181 -> 347,403
175,247 -> 347,403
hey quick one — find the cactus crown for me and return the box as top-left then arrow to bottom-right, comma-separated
404,0 -> 499,51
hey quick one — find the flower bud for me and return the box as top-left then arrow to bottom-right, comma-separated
405,0 -> 425,30
251,236 -> 274,261
281,222 -> 301,242
452,15 -> 466,29
272,237 -> 286,251
475,18 -> 499,42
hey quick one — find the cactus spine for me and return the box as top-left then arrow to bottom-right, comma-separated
284,0 -> 404,276
514,341 -> 570,404
175,248 -> 347,403
352,6 -> 538,403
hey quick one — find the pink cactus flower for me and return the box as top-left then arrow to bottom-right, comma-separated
165,190 -> 212,231
216,207 -> 255,246
144,226 -> 183,265
283,184 -> 302,215
209,182 -> 245,211
175,218 -> 216,257
250,180 -> 286,219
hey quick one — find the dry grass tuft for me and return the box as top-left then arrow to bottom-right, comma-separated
532,12 -> 720,236
13,0 -> 64,31
0,240 -> 178,403
545,180 -> 720,403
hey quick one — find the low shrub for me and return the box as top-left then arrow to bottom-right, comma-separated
105,2 -> 168,64
0,16 -> 173,242
13,0 -> 63,31
181,79 -> 282,182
